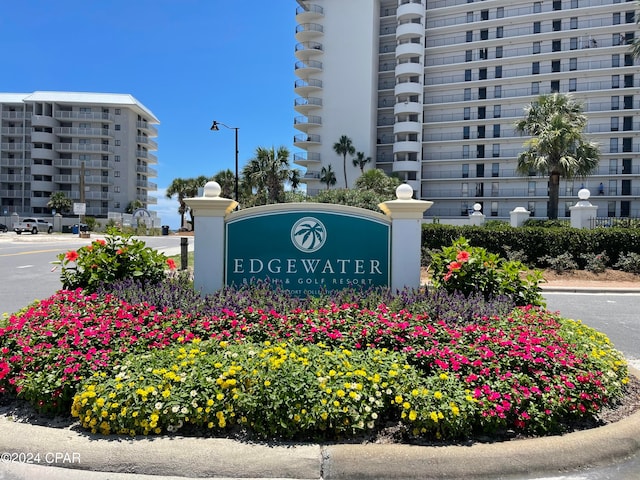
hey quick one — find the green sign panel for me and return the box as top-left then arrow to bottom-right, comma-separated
226,209 -> 390,296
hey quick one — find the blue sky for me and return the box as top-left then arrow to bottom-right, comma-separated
0,1 -> 297,228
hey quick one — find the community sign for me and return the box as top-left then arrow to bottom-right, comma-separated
225,205 -> 390,296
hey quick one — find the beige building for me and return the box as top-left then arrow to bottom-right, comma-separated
294,0 -> 640,219
0,91 -> 159,219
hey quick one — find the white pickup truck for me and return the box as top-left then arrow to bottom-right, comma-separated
14,217 -> 53,234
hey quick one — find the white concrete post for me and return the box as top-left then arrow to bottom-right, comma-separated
570,188 -> 598,229
510,207 -> 531,227
469,203 -> 485,226
183,182 -> 238,295
379,184 -> 433,290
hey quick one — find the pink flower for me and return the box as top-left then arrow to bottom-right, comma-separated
456,251 -> 470,262
65,250 -> 79,262
448,261 -> 462,272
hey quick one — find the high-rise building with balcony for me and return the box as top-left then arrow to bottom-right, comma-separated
293,0 -> 640,219
0,91 -> 159,219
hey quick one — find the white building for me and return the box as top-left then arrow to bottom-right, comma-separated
293,0 -> 640,219
0,91 -> 159,219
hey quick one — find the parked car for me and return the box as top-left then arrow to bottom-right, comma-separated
13,218 -> 53,234
0,223 -> 8,233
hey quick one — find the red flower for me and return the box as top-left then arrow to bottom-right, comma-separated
166,258 -> 177,270
65,250 -> 79,262
448,261 -> 462,272
95,239 -> 106,246
456,251 -> 470,262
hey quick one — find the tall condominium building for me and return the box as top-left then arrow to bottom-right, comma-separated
293,0 -> 640,219
0,91 -> 159,218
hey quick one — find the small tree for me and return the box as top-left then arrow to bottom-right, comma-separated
354,169 -> 401,197
320,165 -> 337,190
352,151 -> 372,174
332,135 -> 355,188
47,192 -> 72,214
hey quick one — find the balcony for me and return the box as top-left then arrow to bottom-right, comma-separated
30,131 -> 56,143
137,121 -> 158,136
295,22 -> 324,42
137,165 -> 158,176
54,111 -> 114,122
54,127 -> 112,138
396,21 -> 423,40
393,141 -> 421,155
1,142 -> 28,151
31,115 -> 57,128
294,115 -> 322,132
55,143 -> 114,153
0,173 -> 26,182
294,134 -> 321,148
394,81 -> 422,96
294,60 -> 323,80
294,96 -> 322,114
295,4 -> 323,23
0,127 -> 26,135
294,77 -> 323,95
392,160 -> 421,174
293,151 -> 321,167
394,101 -> 422,116
295,41 -> 324,61
396,42 -> 423,58
395,62 -> 423,77
137,136 -> 158,150
393,121 -> 421,135
1,111 -> 26,120
397,1 -> 424,19
136,150 -> 158,164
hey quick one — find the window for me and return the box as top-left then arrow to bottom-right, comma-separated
610,138 -> 619,153
114,171 -> 121,177
570,37 -> 578,50
570,57 -> 577,70
466,31 -> 473,42
571,0 -> 578,8
569,78 -> 577,91
115,108 -> 121,115
611,117 -> 620,131
534,2 -> 542,13
624,74 -> 634,88
491,201 -> 498,216
528,201 -> 536,216
478,106 -> 486,119
552,39 -> 561,51
622,179 -> 631,195
463,126 -> 470,139
612,75 -> 620,88
492,144 -> 500,157
496,26 -> 503,38
625,11 -> 635,23
478,87 -> 486,99
553,0 -> 561,10
480,29 -> 488,40
461,183 -> 469,197
493,105 -> 501,118
532,82 -> 540,94
528,181 -> 536,195
467,12 -> 474,22
479,68 -> 487,80
532,61 -> 540,74
493,124 -> 500,137
609,159 -> 618,174
494,85 -> 502,98
115,155 -> 121,162
607,201 -> 616,217
613,13 -> 621,25
612,54 -> 620,68
465,69 -> 472,81
479,48 -> 487,59
114,185 -> 120,193
115,124 -> 121,131
477,125 -> 485,138
475,183 -> 484,196
464,88 -> 471,100
477,145 -> 485,158
481,9 -> 488,20
570,17 -> 577,29
624,95 -> 633,109
551,80 -> 560,92
461,202 -> 469,216
533,41 -> 541,54
495,46 -> 503,58
533,22 -> 541,34
553,19 -> 561,31
464,107 -> 471,120
625,54 -> 634,66
552,59 -> 560,72
623,137 -> 632,152
466,50 -> 473,61
623,116 -> 633,131
476,163 -> 485,177
497,7 -> 504,19
462,164 -> 469,177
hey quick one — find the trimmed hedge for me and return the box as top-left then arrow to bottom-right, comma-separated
422,224 -> 640,268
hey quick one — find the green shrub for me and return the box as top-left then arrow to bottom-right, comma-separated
541,253 -> 578,273
614,252 -> 640,274
55,228 -> 175,293
580,251 -> 609,273
428,237 -> 544,307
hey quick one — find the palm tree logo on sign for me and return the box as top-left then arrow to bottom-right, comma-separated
291,217 -> 326,253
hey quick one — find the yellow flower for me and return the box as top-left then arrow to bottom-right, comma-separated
337,389 -> 345,398
430,411 -> 439,423
439,373 -> 448,380
394,395 -> 403,404
434,391 -> 443,400
409,410 -> 417,421
264,380 -> 271,387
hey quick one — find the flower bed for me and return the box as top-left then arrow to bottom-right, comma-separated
0,280 -> 629,441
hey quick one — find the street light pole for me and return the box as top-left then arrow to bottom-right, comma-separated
210,120 -> 239,202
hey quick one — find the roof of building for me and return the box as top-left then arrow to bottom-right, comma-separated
0,91 -> 159,123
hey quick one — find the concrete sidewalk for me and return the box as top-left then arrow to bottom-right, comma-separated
1,371 -> 639,480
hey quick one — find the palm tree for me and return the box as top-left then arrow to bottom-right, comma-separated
332,135 -> 355,188
185,176 -> 210,227
243,146 -> 293,204
515,93 -> 600,219
47,191 -> 72,214
320,165 -> 337,190
213,169 -> 236,199
165,178 -> 190,229
354,168 -> 401,197
352,151 -> 372,174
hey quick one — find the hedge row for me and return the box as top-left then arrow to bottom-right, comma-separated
422,224 -> 640,269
